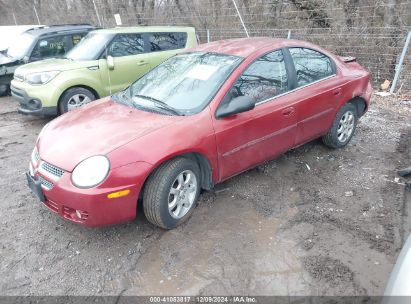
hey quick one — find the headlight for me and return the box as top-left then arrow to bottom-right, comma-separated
25,71 -> 60,85
31,147 -> 39,166
71,156 -> 110,188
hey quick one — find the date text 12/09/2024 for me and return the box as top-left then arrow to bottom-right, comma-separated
149,296 -> 257,303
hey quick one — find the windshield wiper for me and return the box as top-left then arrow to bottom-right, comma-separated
133,94 -> 182,116
112,90 -> 133,107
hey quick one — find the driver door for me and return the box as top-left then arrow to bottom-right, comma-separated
212,49 -> 298,180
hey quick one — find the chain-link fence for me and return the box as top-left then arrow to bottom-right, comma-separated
1,0 -> 410,92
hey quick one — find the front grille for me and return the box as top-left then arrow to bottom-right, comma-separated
38,175 -> 53,190
14,74 -> 24,82
41,162 -> 64,178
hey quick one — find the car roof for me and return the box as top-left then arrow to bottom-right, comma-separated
25,24 -> 95,37
191,37 -> 326,58
94,26 -> 196,35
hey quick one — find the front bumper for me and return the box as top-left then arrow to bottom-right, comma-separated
27,151 -> 152,227
10,80 -> 62,116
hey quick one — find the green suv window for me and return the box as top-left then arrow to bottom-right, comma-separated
109,34 -> 145,57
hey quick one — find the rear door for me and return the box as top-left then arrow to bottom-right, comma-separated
143,32 -> 189,67
212,49 -> 298,180
99,33 -> 153,94
286,47 -> 342,145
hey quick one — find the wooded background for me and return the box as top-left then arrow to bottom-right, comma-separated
0,0 -> 410,92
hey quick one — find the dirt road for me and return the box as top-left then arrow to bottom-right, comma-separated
0,95 -> 410,296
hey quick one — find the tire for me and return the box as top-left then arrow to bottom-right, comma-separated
143,157 -> 201,229
59,87 -> 96,114
322,102 -> 358,149
0,84 -> 10,97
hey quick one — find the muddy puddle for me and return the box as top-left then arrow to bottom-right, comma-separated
110,193 -> 310,295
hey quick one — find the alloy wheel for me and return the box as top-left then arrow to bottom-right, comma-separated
67,94 -> 92,111
168,170 -> 198,219
337,110 -> 355,142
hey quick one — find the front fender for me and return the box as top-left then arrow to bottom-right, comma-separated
52,68 -> 105,99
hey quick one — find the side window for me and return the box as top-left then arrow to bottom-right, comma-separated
148,32 -> 187,52
289,48 -> 334,87
230,50 -> 288,104
72,33 -> 87,46
108,34 -> 144,57
31,35 -> 70,60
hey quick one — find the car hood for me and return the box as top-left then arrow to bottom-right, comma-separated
15,58 -> 97,75
0,53 -> 18,66
38,98 -> 184,172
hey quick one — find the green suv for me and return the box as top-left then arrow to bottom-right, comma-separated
11,26 -> 197,116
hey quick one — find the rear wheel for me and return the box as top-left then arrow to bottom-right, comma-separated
59,87 -> 96,114
322,103 -> 358,149
143,158 -> 201,229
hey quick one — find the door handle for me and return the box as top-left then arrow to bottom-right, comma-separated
137,60 -> 148,66
282,107 -> 295,116
333,88 -> 342,96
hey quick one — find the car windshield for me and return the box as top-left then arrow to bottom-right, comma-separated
125,52 -> 242,115
6,33 -> 35,59
65,32 -> 113,61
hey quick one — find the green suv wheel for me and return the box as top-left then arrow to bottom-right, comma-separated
59,87 -> 96,114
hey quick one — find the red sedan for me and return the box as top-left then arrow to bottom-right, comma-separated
27,38 -> 372,229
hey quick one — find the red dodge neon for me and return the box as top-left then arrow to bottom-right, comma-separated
27,38 -> 372,229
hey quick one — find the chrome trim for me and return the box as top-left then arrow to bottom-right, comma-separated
299,108 -> 334,124
255,74 -> 337,107
222,123 -> 297,157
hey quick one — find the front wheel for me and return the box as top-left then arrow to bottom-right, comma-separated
0,84 -> 10,96
143,158 -> 201,229
59,87 -> 96,114
322,103 -> 358,149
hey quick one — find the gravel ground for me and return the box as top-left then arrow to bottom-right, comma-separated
0,94 -> 410,296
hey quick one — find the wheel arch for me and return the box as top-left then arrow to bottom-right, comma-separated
179,152 -> 214,190
348,96 -> 368,118
57,84 -> 100,115
140,151 -> 214,201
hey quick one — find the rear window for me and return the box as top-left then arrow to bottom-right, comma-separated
148,32 -> 188,52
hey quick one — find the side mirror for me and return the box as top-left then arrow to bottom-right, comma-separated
216,95 -> 255,119
107,55 -> 115,70
22,56 -> 30,63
